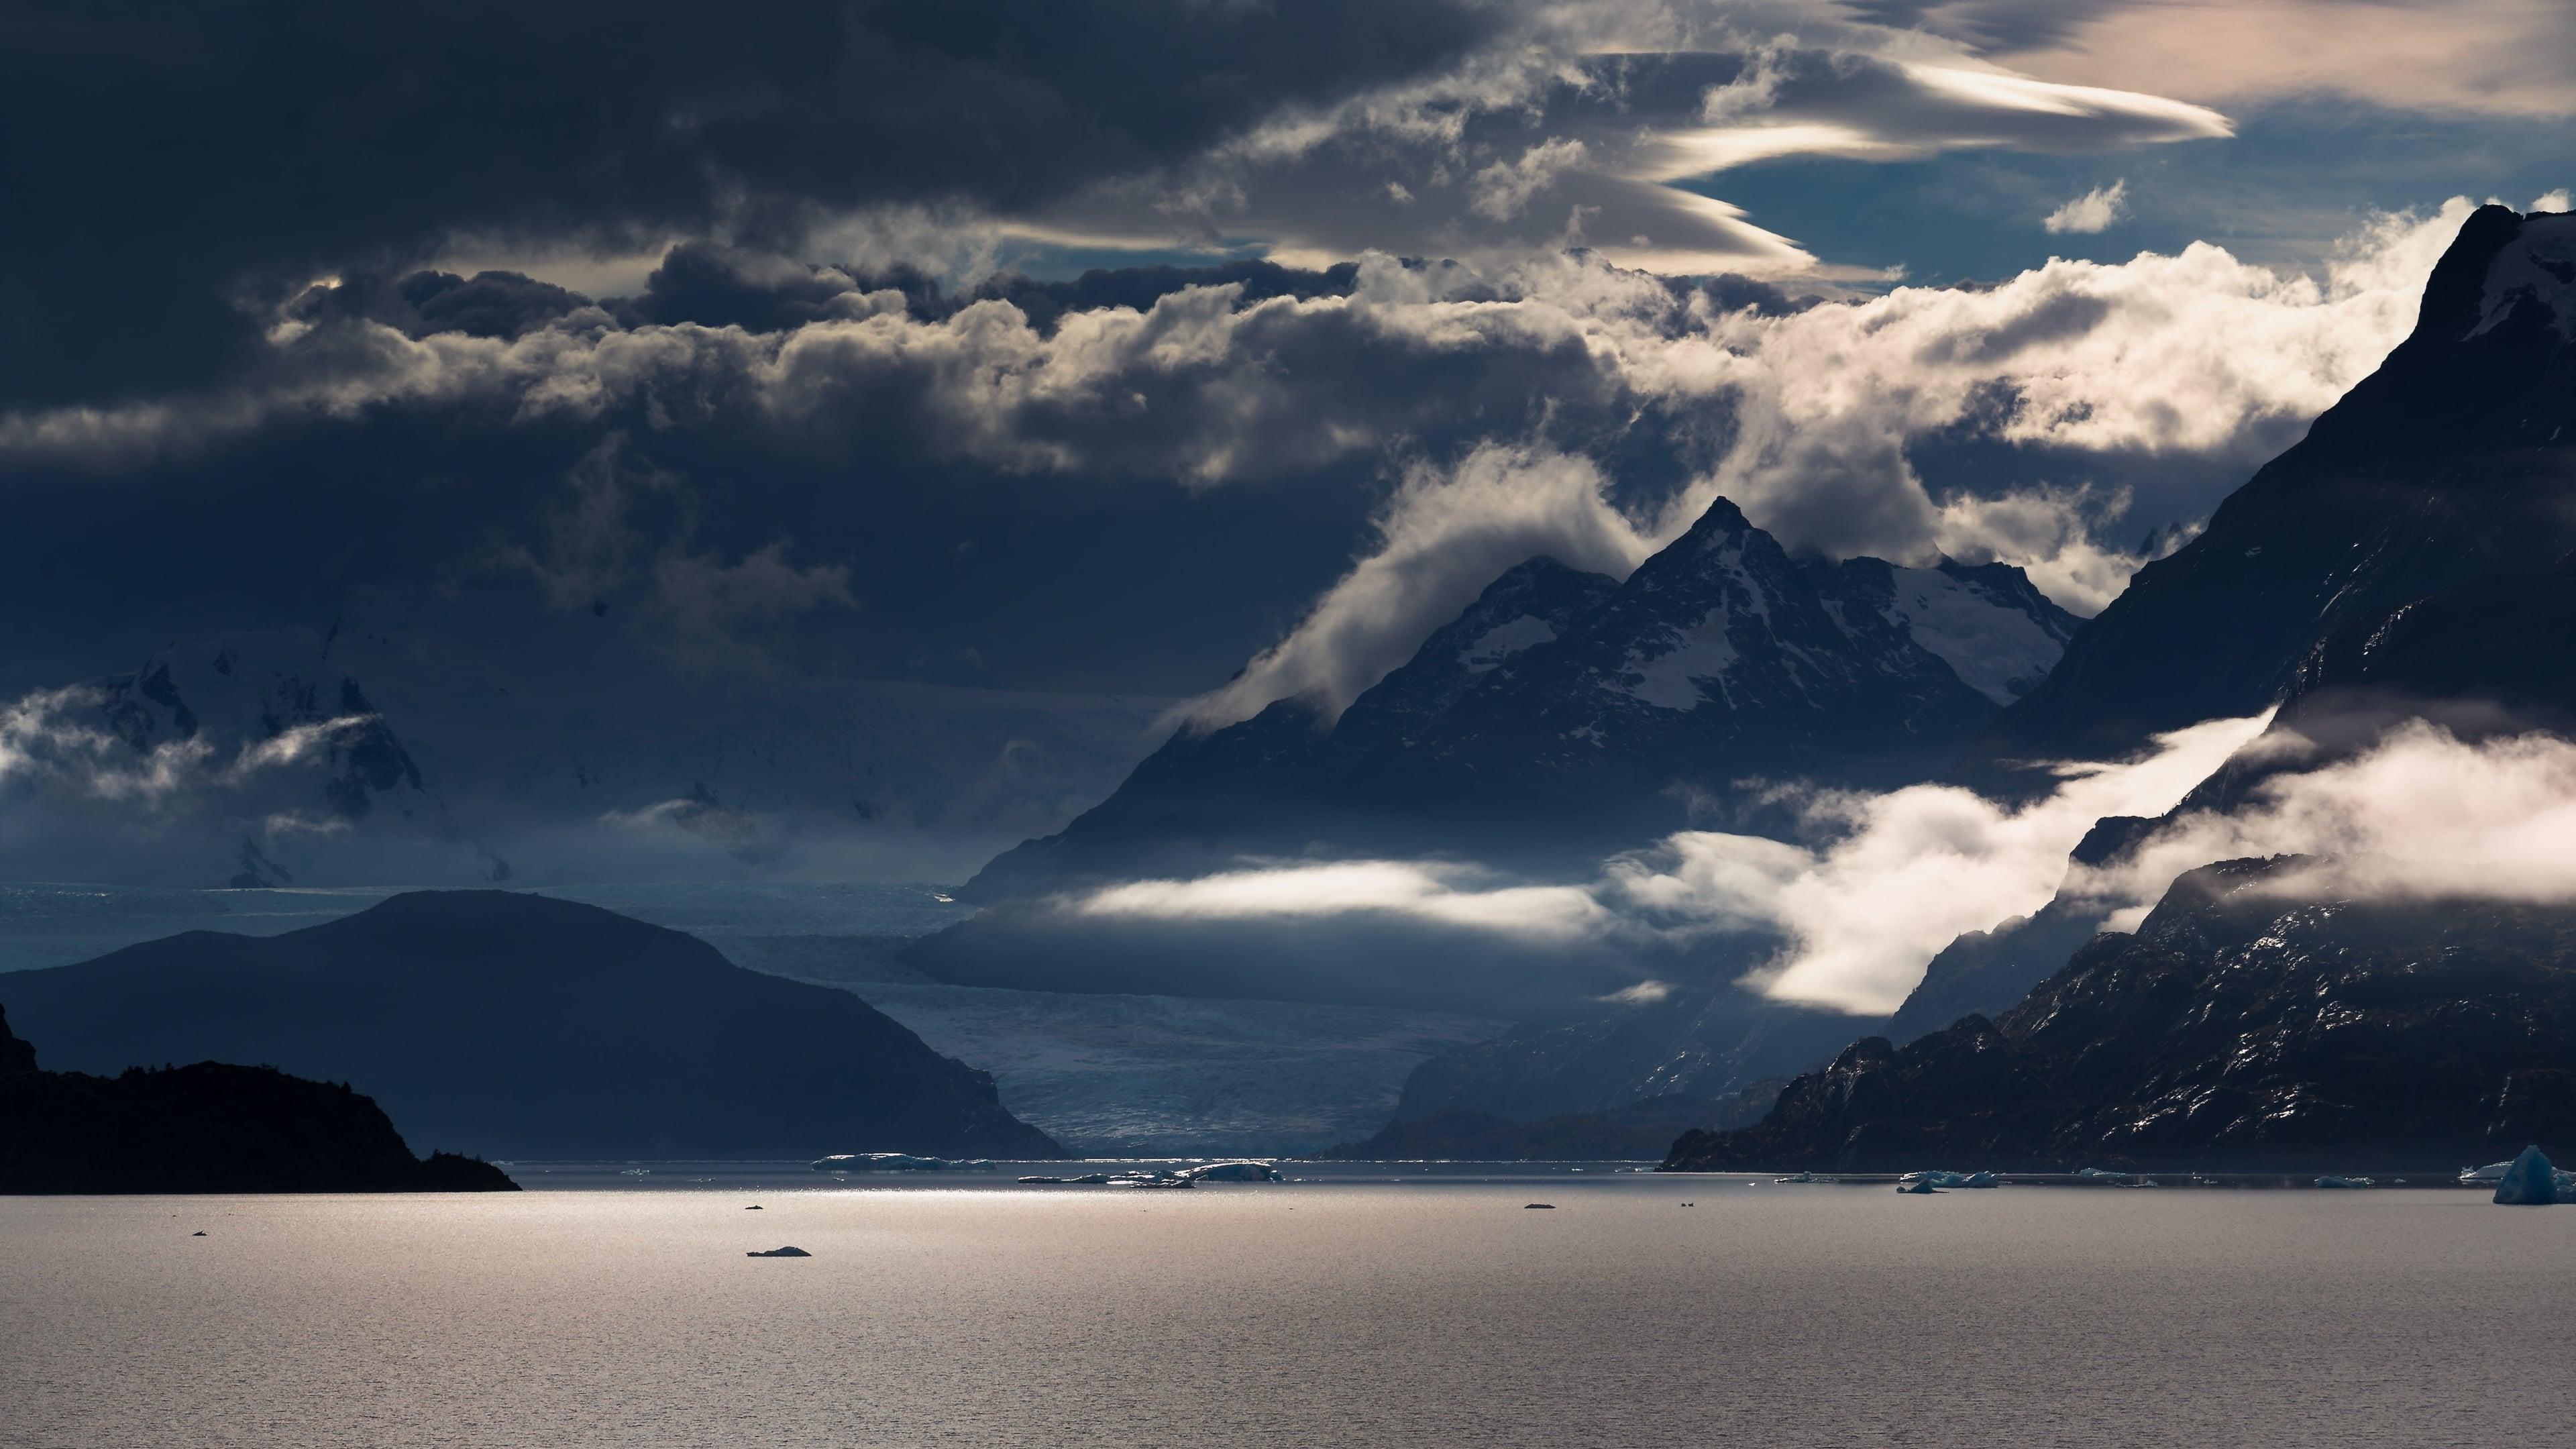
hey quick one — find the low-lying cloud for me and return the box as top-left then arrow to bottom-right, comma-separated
1061,712 -> 2576,1018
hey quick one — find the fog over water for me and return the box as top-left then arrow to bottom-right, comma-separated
6,1175 -> 2570,1447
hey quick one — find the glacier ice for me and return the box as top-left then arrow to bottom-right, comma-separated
2490,1145 -> 2566,1205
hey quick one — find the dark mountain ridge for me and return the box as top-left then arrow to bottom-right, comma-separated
1,891 -> 1063,1161
1966,204 -> 2576,779
1668,857 -> 2576,1174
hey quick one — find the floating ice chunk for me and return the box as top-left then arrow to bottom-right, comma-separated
1773,1171 -> 1820,1183
811,1152 -> 956,1173
2072,1167 -> 2129,1181
1895,1180 -> 1941,1195
2492,1145 -> 2562,1206
1899,1169 -> 1994,1187
2459,1161 -> 2514,1186
2314,1175 -> 2373,1189
1180,1161 -> 1282,1183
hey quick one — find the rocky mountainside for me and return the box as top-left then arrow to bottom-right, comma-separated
1668,857 -> 2576,1173
971,499 -> 2078,898
1890,545 -> 2576,1046
1967,204 -> 2576,779
1,891 -> 1064,1161
0,1004 -> 515,1193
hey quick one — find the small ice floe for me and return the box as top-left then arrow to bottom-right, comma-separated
1772,1171 -> 1826,1184
2460,1160 -> 2513,1186
2489,1145 -> 2576,1205
2314,1175 -> 2373,1189
1179,1161 -> 1281,1183
745,1246 -> 811,1257
1896,1180 -> 1941,1195
1960,1171 -> 2000,1189
2072,1167 -> 2129,1181
1524,1203 -> 1556,1210
1069,1173 -> 1114,1185
1017,1175 -> 1068,1184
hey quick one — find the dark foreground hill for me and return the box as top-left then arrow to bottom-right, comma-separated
1667,858 -> 2576,1174
0,891 -> 1063,1161
0,1005 -> 513,1193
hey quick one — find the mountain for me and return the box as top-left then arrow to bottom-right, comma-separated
0,629 -> 439,888
0,1003 -> 515,1193
1666,857 -> 2576,1174
1967,204 -> 2576,778
1390,986 -> 1852,1122
971,500 -> 2078,898
0,891 -> 1064,1161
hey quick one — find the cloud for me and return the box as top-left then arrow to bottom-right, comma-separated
483,433 -> 853,665
0,195 -> 2508,723
1603,710 -> 2272,1012
2078,722 -> 2576,927
1994,0 -> 2576,119
1074,858 -> 1611,945
0,684 -> 379,809
1181,443 -> 1656,729
1062,710 -> 2272,1012
2043,179 -> 2129,234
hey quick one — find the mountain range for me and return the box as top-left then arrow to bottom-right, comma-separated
971,502 -> 2080,898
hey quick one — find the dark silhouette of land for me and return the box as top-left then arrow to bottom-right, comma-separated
0,1004 -> 514,1193
3,890 -> 1063,1161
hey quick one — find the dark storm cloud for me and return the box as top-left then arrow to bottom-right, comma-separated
0,0 -> 1501,406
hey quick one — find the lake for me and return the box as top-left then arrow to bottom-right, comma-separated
5,1168 -> 2571,1447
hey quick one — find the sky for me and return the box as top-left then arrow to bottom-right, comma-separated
1,0 -> 2572,888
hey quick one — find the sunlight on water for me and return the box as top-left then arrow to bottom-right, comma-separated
5,1178 -> 2571,1447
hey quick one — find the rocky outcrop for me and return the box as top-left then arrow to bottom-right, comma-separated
1666,857 -> 2576,1173
0,1004 -> 515,1193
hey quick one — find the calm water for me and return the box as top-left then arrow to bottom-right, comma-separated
5,1173 -> 2571,1448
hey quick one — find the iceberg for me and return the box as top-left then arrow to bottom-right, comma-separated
2459,1160 -> 2514,1186
811,1152 -> 962,1173
1772,1171 -> 1822,1184
2072,1167 -> 2128,1181
1896,1180 -> 1941,1195
745,1246 -> 811,1258
2491,1145 -> 2561,1205
1179,1161 -> 1281,1183
1898,1169 -> 1998,1188
2314,1175 -> 2373,1189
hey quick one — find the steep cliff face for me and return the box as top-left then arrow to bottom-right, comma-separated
1668,857 -> 2576,1173
1967,205 -> 2576,779
0,1004 -> 516,1193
